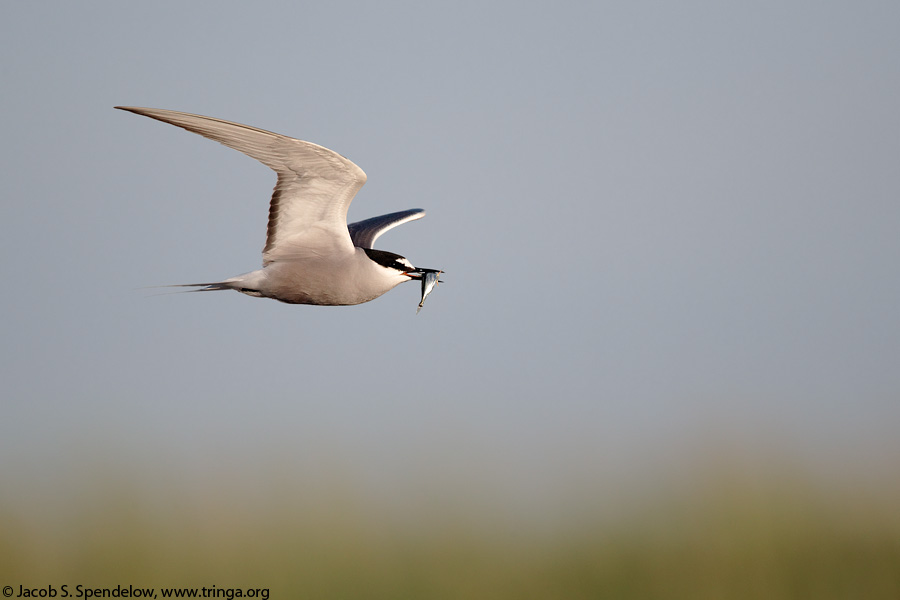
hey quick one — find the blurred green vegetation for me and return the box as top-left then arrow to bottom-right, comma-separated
2,460 -> 899,599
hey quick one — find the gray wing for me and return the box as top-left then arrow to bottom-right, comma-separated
116,106 -> 366,265
348,209 -> 425,249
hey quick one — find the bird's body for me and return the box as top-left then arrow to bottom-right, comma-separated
211,248 -> 413,306
116,106 -> 440,308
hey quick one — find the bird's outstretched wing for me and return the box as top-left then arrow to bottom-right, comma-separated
348,209 -> 425,249
116,107 -> 367,265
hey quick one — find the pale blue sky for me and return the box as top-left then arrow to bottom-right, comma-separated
2,1 -> 899,514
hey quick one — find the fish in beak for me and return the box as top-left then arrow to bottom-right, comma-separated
411,268 -> 443,314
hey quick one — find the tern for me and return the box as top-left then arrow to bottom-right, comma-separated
117,106 -> 441,307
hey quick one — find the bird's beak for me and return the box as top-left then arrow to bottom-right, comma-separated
407,267 -> 442,280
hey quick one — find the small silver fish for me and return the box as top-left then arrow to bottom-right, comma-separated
417,270 -> 442,314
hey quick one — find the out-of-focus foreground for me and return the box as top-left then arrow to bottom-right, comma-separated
3,454 -> 898,599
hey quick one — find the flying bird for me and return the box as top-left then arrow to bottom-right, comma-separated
116,107 -> 441,308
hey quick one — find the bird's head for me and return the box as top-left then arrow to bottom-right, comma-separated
363,248 -> 438,280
